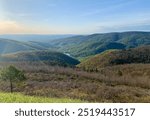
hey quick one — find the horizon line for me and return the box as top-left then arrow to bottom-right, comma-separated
0,30 -> 150,35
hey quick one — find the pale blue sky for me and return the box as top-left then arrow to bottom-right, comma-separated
0,0 -> 150,34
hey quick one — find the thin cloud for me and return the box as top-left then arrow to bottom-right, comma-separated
0,20 -> 42,34
0,21 -> 24,34
94,18 -> 150,33
0,20 -> 75,34
3,11 -> 32,18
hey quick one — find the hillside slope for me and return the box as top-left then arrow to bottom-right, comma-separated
0,34 -> 73,42
78,46 -> 150,70
0,50 -> 80,67
0,38 -> 45,54
1,32 -> 150,59
47,32 -> 150,58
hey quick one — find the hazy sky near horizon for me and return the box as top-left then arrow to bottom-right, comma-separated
0,0 -> 150,34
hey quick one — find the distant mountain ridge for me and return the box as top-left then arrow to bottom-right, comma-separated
45,31 -> 150,58
0,50 -> 80,67
0,34 -> 74,42
0,38 -> 44,54
0,31 -> 150,59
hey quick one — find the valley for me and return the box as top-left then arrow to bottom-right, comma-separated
0,31 -> 150,103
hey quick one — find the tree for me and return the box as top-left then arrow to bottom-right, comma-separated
0,65 -> 26,93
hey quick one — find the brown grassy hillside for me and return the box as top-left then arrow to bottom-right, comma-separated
0,62 -> 150,103
78,46 -> 150,71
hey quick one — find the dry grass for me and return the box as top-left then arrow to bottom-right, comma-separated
0,62 -> 150,103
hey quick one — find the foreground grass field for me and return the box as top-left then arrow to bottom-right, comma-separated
0,92 -> 83,103
0,62 -> 150,103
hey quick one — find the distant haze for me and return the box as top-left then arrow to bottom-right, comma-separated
0,34 -> 75,41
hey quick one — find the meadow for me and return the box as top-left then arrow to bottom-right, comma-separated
0,92 -> 82,103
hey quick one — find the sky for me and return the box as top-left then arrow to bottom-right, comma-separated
0,0 -> 150,34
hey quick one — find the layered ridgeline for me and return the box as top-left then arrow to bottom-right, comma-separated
0,51 -> 80,67
1,31 -> 150,60
0,38 -> 46,54
45,32 -> 150,58
0,34 -> 73,42
0,38 -> 79,67
78,46 -> 150,70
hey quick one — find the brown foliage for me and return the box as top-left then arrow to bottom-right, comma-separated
0,62 -> 150,103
